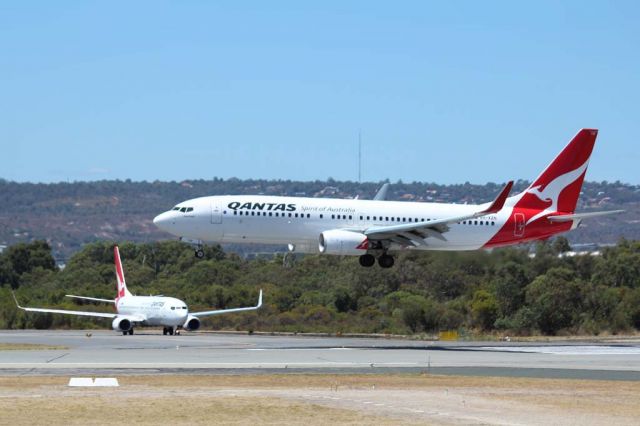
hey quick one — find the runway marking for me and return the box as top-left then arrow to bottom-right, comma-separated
477,345 -> 640,355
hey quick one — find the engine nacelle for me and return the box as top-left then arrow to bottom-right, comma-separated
112,317 -> 132,332
319,229 -> 369,256
183,315 -> 201,331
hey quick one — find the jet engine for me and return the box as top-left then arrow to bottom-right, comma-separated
183,315 -> 201,331
319,230 -> 369,255
112,317 -> 132,332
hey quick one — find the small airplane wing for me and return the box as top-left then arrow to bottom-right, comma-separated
12,292 -> 117,319
66,295 -> 115,304
547,210 -> 624,222
191,290 -> 263,318
373,183 -> 390,201
364,181 -> 513,245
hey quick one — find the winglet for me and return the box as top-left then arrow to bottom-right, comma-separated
481,181 -> 514,214
257,289 -> 263,308
11,291 -> 23,309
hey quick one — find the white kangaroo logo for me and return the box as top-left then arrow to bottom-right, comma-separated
525,159 -> 589,225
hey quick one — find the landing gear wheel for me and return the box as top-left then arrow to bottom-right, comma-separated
378,254 -> 395,268
163,327 -> 168,335
359,254 -> 376,267
168,327 -> 174,336
128,329 -> 134,335
195,249 -> 205,259
122,331 -> 128,336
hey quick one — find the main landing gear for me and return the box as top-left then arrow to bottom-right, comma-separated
358,253 -> 395,268
122,329 -> 134,336
163,327 -> 175,335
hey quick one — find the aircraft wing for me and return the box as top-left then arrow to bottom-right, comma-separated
364,181 -> 513,245
191,290 -> 263,318
12,292 -> 117,319
547,210 -> 624,222
66,295 -> 115,304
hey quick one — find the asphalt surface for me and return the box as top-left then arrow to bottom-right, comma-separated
2,330 -> 640,380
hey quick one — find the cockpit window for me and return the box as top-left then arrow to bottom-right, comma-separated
172,207 -> 180,211
186,207 -> 193,212
180,207 -> 187,212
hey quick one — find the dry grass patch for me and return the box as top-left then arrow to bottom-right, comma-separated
0,343 -> 68,350
0,395 -> 404,426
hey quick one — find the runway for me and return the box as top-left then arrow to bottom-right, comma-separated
1,330 -> 640,380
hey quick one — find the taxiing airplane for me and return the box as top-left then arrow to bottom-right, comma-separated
13,246 -> 263,335
153,129 -> 622,268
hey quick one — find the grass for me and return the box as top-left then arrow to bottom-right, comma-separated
2,374 -> 640,425
0,343 -> 68,350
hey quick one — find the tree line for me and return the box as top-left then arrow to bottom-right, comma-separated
1,238 -> 639,336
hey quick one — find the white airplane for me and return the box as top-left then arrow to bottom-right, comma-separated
153,129 -> 622,268
13,246 -> 263,335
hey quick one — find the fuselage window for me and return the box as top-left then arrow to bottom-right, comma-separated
331,214 -> 335,219
474,220 -> 478,225
480,221 -> 483,225
491,221 -> 495,226
295,213 -> 298,218
391,217 -> 395,222
269,212 -> 272,217
288,213 -> 292,217
385,217 -> 389,221
320,214 -> 323,219
366,216 -> 370,220
233,211 -> 237,215
360,216 -> 363,220
348,215 -> 352,220
252,211 -> 255,216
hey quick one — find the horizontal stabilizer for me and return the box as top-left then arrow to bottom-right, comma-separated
547,210 -> 624,222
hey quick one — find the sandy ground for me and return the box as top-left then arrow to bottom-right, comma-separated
0,374 -> 639,425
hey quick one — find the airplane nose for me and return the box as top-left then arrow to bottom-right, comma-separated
153,211 -> 174,231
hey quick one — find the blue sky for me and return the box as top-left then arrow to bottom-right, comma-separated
1,1 -> 638,184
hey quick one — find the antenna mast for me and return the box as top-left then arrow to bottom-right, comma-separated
358,130 -> 362,183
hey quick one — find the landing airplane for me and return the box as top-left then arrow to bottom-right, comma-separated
153,129 -> 622,268
13,246 -> 263,335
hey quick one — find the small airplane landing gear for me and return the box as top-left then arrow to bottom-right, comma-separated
195,249 -> 205,258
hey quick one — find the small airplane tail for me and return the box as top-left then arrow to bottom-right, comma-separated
114,246 -> 132,301
512,129 -> 597,216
